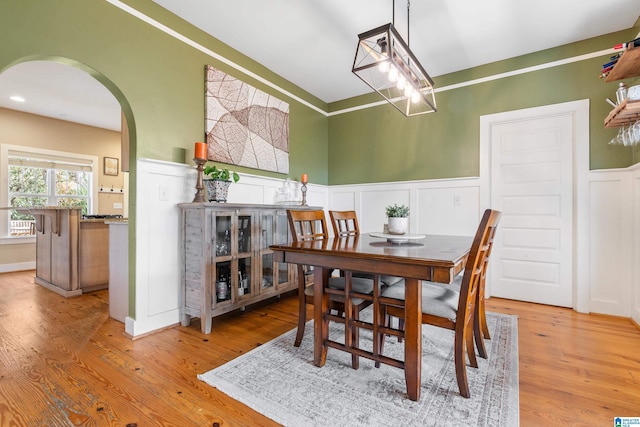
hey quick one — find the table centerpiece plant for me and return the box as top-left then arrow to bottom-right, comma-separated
203,165 -> 240,202
385,203 -> 410,235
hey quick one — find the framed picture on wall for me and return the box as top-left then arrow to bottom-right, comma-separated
104,157 -> 119,176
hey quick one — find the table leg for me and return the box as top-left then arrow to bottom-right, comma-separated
313,266 -> 329,367
404,277 -> 422,401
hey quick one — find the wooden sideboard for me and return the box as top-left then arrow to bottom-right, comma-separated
178,203 -> 315,334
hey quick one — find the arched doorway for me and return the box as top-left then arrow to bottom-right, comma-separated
0,59 -> 134,322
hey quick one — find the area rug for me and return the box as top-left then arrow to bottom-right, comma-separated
198,310 -> 519,427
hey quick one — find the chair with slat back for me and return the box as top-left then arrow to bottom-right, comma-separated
329,210 -> 402,288
329,210 -> 360,237
397,222 -> 498,359
414,214 -> 499,358
287,210 -> 376,369
379,209 -> 502,398
329,211 -> 402,286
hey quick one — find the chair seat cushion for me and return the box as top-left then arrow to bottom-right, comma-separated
424,271 -> 463,291
381,280 -> 459,321
352,272 -> 403,287
303,276 -> 374,305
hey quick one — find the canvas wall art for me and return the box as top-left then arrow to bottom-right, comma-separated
205,65 -> 289,174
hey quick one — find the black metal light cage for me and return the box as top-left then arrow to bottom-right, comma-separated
352,23 -> 436,116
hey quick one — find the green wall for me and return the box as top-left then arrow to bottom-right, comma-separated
0,0 -> 330,314
0,0 -> 329,182
1,2 -> 637,187
1,1 -> 639,312
327,29 -> 639,185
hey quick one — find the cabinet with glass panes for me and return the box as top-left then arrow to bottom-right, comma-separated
179,203 -> 314,334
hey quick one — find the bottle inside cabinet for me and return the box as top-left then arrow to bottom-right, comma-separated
215,262 -> 231,302
238,258 -> 252,296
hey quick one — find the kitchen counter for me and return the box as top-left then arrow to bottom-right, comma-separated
26,207 -> 113,297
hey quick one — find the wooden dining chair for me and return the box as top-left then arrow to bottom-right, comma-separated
329,210 -> 361,237
378,209 -> 502,398
329,210 -> 402,287
396,222 -> 498,359
441,222 -> 498,358
287,210 -> 376,367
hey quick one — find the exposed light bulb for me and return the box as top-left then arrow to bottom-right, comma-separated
378,54 -> 390,73
404,85 -> 413,98
411,90 -> 421,103
388,66 -> 398,82
397,75 -> 406,90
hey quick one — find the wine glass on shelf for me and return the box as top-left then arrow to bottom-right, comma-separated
632,120 -> 640,145
609,126 -> 625,145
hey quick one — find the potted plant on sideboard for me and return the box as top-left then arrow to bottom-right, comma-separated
385,204 -> 410,235
203,165 -> 240,202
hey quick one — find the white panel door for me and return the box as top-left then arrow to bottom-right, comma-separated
490,113 -> 573,307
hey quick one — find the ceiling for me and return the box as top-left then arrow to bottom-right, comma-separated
1,0 -> 639,131
0,61 -> 121,131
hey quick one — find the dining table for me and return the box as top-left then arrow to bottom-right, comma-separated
270,232 -> 472,401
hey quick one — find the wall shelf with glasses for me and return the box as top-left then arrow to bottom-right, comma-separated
604,99 -> 640,128
602,43 -> 640,141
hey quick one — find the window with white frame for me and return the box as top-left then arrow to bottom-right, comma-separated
1,145 -> 97,238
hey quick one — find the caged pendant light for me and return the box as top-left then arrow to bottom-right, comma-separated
352,0 -> 436,116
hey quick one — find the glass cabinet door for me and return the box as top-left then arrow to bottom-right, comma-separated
259,212 -> 275,291
274,211 -> 291,289
237,256 -> 252,298
236,212 -> 253,299
213,213 -> 232,304
237,214 -> 251,254
214,214 -> 232,258
214,261 -> 232,303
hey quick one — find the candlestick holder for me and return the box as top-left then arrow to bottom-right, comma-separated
301,183 -> 308,206
193,157 -> 207,203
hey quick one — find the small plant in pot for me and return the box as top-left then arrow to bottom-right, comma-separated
385,204 -> 410,235
203,165 -> 240,202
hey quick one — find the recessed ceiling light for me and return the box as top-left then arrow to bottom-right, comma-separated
10,95 -> 25,103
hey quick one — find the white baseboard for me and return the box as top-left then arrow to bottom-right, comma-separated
0,262 -> 36,273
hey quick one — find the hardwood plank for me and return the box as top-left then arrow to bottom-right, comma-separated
486,298 -> 640,426
1,270 -> 639,426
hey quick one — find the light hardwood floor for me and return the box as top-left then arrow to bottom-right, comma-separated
1,270 -> 639,426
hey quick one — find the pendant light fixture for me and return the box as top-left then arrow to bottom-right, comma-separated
352,0 -> 436,116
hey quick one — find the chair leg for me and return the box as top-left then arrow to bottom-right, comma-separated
479,297 -> 491,340
351,308 -> 360,369
477,277 -> 491,340
466,327 -> 478,369
454,330 -> 471,398
376,306 -> 388,368
473,292 -> 489,358
474,309 -> 488,359
294,287 -> 307,347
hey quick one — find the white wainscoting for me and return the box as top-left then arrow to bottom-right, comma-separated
127,159 -> 195,337
587,169 -> 634,317
128,159 -> 329,337
329,177 -> 482,237
129,158 -> 640,337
